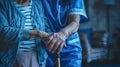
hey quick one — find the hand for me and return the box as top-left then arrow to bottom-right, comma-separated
37,30 -> 50,42
29,30 -> 50,41
46,32 -> 67,54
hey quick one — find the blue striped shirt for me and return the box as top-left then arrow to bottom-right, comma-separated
14,1 -> 36,51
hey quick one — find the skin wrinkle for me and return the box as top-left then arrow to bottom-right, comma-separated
46,14 -> 80,54
60,14 -> 80,39
11,0 -> 48,66
14,0 -> 80,54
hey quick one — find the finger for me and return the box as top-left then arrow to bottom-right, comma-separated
53,33 -> 57,37
55,42 -> 64,54
46,35 -> 53,47
47,38 -> 57,52
51,40 -> 61,53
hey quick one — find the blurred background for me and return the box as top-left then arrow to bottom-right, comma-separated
79,0 -> 120,67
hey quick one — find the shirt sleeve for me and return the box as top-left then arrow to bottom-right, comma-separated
0,1 -> 30,44
69,0 -> 88,23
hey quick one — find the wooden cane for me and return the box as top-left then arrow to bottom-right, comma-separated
56,54 -> 60,67
42,32 -> 61,67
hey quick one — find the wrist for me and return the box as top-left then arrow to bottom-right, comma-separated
30,30 -> 49,41
29,30 -> 39,38
58,31 -> 68,40
37,30 -> 49,38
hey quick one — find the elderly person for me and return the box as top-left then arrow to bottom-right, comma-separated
41,0 -> 88,67
0,0 -> 49,67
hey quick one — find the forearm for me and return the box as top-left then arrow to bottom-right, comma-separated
45,15 -> 80,53
29,30 -> 49,40
59,14 -> 80,39
59,21 -> 79,38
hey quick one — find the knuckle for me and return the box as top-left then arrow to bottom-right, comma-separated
53,33 -> 57,37
60,39 -> 64,43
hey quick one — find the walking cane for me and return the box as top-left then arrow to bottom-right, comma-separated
42,32 -> 61,67
56,54 -> 60,67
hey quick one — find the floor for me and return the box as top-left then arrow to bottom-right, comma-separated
82,59 -> 120,67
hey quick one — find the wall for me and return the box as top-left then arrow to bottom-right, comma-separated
80,0 -> 120,31
80,0 -> 120,45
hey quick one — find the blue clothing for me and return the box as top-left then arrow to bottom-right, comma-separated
14,0 -> 36,52
46,33 -> 83,67
41,0 -> 87,32
41,0 -> 87,67
0,0 -> 47,67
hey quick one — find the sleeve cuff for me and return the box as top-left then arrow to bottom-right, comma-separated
69,8 -> 88,23
69,8 -> 87,18
18,29 -> 30,41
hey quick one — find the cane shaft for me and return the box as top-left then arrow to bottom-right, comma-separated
56,58 -> 60,67
56,54 -> 60,67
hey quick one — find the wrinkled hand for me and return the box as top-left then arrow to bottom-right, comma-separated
46,32 -> 67,54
